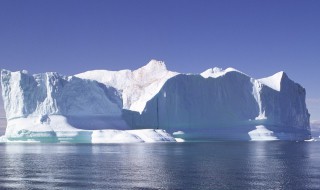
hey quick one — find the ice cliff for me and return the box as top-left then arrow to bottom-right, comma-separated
0,60 -> 311,142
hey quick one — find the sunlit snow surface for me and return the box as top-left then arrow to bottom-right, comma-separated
0,116 -> 175,143
76,60 -> 178,113
0,60 -> 311,142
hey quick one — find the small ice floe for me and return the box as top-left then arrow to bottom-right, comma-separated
175,138 -> 185,142
173,131 -> 185,135
304,138 -> 316,142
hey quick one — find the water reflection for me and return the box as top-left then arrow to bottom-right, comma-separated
246,142 -> 315,189
0,142 -> 319,190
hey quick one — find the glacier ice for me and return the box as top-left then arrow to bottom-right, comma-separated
2,115 -> 175,143
75,60 -> 178,113
0,60 -> 311,142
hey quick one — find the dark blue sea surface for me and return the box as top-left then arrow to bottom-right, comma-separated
0,142 -> 319,190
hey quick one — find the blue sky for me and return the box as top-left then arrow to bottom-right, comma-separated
0,0 -> 319,122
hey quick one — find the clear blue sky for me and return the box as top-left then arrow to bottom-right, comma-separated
0,0 -> 319,121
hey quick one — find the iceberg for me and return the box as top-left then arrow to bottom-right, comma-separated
0,66 -> 175,143
0,60 -> 311,142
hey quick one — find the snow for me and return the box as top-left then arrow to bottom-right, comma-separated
92,129 -> 175,143
200,67 -> 244,78
258,71 -> 284,91
0,60 -> 311,142
0,115 -> 175,143
92,130 -> 144,143
248,125 -> 278,141
76,60 -> 178,113
1,70 -> 123,120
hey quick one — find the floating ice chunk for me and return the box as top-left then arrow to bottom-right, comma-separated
173,131 -> 185,135
248,125 -> 278,141
304,138 -> 316,142
1,60 -> 311,142
175,138 -> 185,142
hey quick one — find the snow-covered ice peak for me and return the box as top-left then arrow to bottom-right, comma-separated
131,59 -> 171,85
200,67 -> 244,78
136,59 -> 167,73
76,60 -> 179,113
258,71 -> 285,91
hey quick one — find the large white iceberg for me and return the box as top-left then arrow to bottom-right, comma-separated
0,60 -> 311,142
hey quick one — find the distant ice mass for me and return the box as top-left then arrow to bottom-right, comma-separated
0,60 -> 311,143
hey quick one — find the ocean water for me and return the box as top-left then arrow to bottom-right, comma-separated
0,142 -> 319,190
